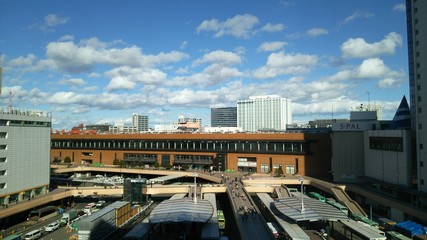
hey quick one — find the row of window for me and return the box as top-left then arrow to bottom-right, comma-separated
0,120 -> 51,127
369,137 -> 403,152
51,139 -> 310,154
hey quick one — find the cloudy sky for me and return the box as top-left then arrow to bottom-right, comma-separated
0,0 -> 408,130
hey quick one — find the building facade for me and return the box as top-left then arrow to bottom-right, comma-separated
0,108 -> 52,205
211,107 -> 237,127
237,95 -> 292,132
132,114 -> 148,132
407,0 -> 427,193
50,132 -> 332,178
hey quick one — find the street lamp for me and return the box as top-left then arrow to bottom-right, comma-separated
193,172 -> 198,204
299,177 -> 305,213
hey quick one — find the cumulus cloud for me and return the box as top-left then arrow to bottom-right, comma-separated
196,14 -> 284,39
341,32 -> 402,58
38,38 -> 188,73
323,58 -> 404,88
306,28 -> 328,37
169,64 -> 244,87
197,14 -> 259,39
260,23 -> 286,33
257,41 -> 287,52
105,66 -> 168,91
9,54 -> 37,67
393,4 -> 406,12
58,78 -> 86,86
193,50 -> 242,66
29,14 -> 70,32
340,11 -> 374,26
252,51 -> 318,79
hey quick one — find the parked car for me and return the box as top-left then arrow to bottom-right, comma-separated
45,221 -> 60,232
96,200 -> 106,208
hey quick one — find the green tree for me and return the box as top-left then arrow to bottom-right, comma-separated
153,161 -> 160,169
275,165 -> 284,177
64,156 -> 71,164
52,157 -> 62,164
113,159 -> 120,166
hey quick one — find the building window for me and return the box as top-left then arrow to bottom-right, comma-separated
0,170 -> 5,176
417,62 -> 421,68
421,179 -> 424,185
285,165 -> 295,174
0,132 -> 6,139
0,145 -> 7,150
0,157 -> 6,163
420,143 -> 424,150
369,137 -> 403,152
421,161 -> 424,167
419,108 -> 422,113
420,124 -> 423,130
260,164 -> 269,173
416,51 -> 420,57
0,183 -> 5,189
415,29 -> 419,35
418,74 -> 421,80
418,96 -> 422,102
418,84 -> 422,90
416,40 -> 419,46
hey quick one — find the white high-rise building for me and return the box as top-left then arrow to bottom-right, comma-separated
407,0 -> 427,192
237,95 -> 292,132
0,108 -> 51,205
132,114 -> 148,132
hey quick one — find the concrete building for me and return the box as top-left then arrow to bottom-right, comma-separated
132,114 -> 148,132
211,107 -> 237,127
0,108 -> 52,205
237,95 -> 292,132
407,0 -> 427,193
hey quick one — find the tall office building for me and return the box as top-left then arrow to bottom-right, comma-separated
407,0 -> 427,192
211,107 -> 237,127
237,95 -> 292,132
0,108 -> 52,205
132,114 -> 148,132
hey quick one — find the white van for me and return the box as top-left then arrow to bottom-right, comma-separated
267,222 -> 280,238
84,202 -> 96,214
23,229 -> 42,240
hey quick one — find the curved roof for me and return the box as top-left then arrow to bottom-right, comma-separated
150,198 -> 213,224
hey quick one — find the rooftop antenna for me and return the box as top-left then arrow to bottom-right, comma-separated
367,91 -> 370,111
8,91 -> 12,112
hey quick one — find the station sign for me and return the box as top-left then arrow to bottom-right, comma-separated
332,121 -> 373,131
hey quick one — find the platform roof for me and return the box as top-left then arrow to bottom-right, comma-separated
273,197 -> 348,222
148,174 -> 186,183
149,198 -> 213,224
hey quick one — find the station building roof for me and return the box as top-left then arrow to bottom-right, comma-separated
149,198 -> 213,224
273,197 -> 348,222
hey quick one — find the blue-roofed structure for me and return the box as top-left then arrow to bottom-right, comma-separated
395,220 -> 427,237
391,95 -> 411,130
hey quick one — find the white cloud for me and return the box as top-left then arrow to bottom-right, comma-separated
323,58 -> 404,88
306,28 -> 328,37
45,14 -> 69,27
197,14 -> 260,39
193,50 -> 242,66
38,38 -> 188,73
393,4 -> 406,12
58,78 -> 86,86
58,35 -> 74,41
105,66 -> 168,91
180,40 -> 188,49
29,14 -> 70,32
340,11 -> 374,26
9,54 -> 37,67
252,51 -> 318,79
260,23 -> 286,33
257,41 -> 287,52
170,63 -> 244,87
341,32 -> 402,58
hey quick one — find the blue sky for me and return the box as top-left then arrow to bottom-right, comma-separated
0,0 -> 409,130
